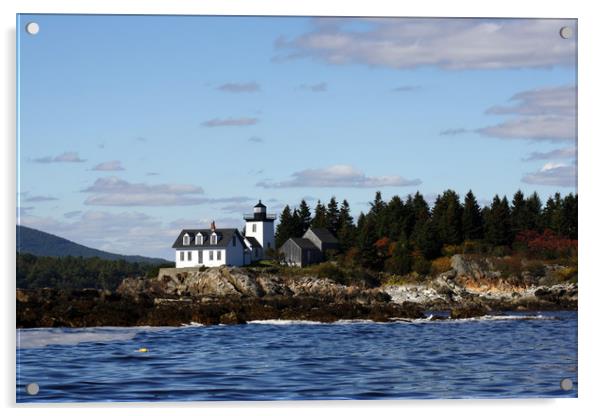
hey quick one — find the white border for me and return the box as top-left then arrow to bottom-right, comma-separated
2,1 -> 601,415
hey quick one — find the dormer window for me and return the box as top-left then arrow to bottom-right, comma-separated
195,233 -> 203,245
183,234 -> 190,245
210,234 -> 217,245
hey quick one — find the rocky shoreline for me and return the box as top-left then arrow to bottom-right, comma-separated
16,255 -> 577,327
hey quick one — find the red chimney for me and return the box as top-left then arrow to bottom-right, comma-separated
210,221 -> 216,232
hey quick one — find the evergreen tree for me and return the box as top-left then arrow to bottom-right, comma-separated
311,200 -> 329,229
431,190 -> 463,245
357,215 -> 381,269
275,205 -> 294,248
412,218 -> 442,260
385,238 -> 412,275
326,197 -> 340,235
525,192 -> 543,231
542,193 -> 563,233
297,199 -> 312,234
337,200 -> 357,252
290,209 -> 304,238
462,190 -> 483,240
510,190 -> 529,239
559,193 -> 578,239
484,195 -> 512,246
384,195 -> 405,239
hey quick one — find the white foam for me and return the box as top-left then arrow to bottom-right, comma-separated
16,327 -> 170,349
247,319 -> 326,325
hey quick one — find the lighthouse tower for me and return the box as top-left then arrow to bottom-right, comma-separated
244,200 -> 276,253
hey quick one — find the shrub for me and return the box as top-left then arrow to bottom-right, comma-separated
515,229 -> 577,259
430,257 -> 452,275
442,244 -> 462,257
412,256 -> 432,276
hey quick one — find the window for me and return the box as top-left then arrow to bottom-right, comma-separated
187,251 -> 192,261
198,250 -> 203,263
217,251 -> 222,261
209,251 -> 214,261
180,251 -> 184,261
195,233 -> 203,245
211,234 -> 217,245
183,234 -> 190,245
252,224 -> 256,232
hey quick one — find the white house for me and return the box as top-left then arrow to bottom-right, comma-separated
172,200 -> 276,268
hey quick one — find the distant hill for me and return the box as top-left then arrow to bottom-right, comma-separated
16,225 -> 170,264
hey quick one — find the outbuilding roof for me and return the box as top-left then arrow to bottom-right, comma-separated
304,228 -> 339,244
288,238 -> 321,251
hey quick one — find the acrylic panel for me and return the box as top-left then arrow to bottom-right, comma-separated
16,14 -> 578,402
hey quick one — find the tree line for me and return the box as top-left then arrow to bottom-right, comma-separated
17,252 -> 173,290
275,190 -> 577,274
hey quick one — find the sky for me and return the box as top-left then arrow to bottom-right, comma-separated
16,15 -> 577,260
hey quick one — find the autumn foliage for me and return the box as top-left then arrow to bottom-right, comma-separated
515,229 -> 577,259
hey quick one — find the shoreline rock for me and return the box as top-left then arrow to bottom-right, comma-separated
17,258 -> 578,328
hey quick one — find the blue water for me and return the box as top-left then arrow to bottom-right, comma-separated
16,311 -> 577,402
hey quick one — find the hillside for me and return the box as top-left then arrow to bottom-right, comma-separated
16,225 -> 169,264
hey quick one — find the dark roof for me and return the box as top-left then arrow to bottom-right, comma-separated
254,200 -> 266,208
305,228 -> 339,244
287,238 -> 320,250
245,236 -> 262,248
172,228 -> 244,249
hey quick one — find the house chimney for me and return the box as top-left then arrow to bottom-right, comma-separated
210,221 -> 216,232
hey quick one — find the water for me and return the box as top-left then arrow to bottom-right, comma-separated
16,311 -> 577,402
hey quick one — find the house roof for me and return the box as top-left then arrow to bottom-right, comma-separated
305,227 -> 339,244
288,238 -> 320,250
245,236 -> 262,248
172,228 -> 244,249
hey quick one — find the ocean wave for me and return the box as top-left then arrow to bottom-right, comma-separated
247,319 -> 326,325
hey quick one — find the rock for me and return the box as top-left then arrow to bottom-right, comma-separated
450,303 -> 488,319
219,311 -> 246,325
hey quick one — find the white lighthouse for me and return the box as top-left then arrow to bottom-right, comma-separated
244,200 -> 276,254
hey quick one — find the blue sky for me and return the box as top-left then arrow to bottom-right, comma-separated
17,15 -> 577,259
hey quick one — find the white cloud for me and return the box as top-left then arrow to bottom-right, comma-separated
275,18 -> 576,70
82,176 -> 205,206
523,147 -> 576,161
478,85 -> 576,142
256,164 -> 421,188
33,152 -> 86,163
217,82 -> 260,93
440,128 -> 471,136
522,163 -> 576,187
23,195 -> 58,202
201,117 -> 258,127
298,82 -> 328,92
92,160 -> 125,171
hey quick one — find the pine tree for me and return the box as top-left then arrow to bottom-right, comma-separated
462,190 -> 483,240
326,197 -> 340,235
412,218 -> 441,260
484,195 -> 512,246
297,199 -> 312,234
337,199 -> 356,252
385,238 -> 412,275
311,200 -> 329,229
560,193 -> 578,239
525,192 -> 543,231
431,190 -> 463,245
542,193 -> 563,234
510,190 -> 529,239
357,215 -> 381,269
290,209 -> 304,237
275,205 -> 294,248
